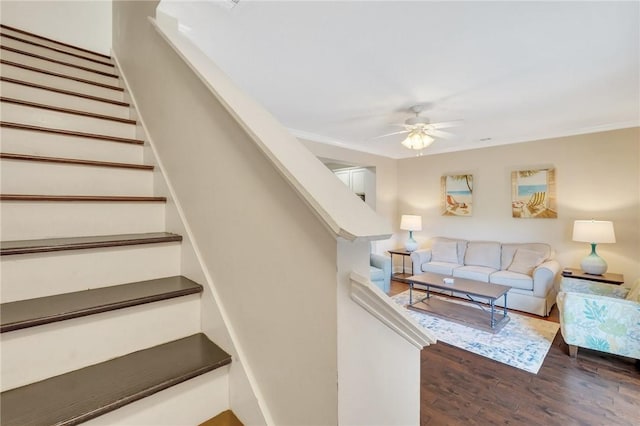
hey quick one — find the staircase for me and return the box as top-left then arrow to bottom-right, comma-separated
0,24 -> 235,425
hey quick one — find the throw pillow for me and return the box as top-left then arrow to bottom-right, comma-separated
507,248 -> 545,276
626,279 -> 640,302
431,240 -> 458,264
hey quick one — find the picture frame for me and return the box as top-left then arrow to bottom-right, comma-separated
511,168 -> 557,218
441,174 -> 473,216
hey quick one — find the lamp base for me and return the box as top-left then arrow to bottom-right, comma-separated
580,244 -> 608,275
405,239 -> 418,252
405,230 -> 419,252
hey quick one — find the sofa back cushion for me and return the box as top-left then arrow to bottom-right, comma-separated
431,240 -> 458,264
501,243 -> 551,270
464,241 -> 501,270
431,237 -> 467,264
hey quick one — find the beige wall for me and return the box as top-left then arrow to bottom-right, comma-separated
1,0 -> 112,55
303,129 -> 640,283
113,2 -> 338,424
398,128 -> 640,284
302,139 -> 398,253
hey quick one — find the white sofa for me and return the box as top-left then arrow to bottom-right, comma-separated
410,237 -> 561,316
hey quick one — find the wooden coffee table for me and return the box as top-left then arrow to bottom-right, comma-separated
407,272 -> 511,333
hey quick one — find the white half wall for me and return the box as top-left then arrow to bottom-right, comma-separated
337,238 -> 424,425
0,0 -> 112,55
112,2 -> 340,424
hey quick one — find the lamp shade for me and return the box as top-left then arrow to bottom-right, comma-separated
572,220 -> 616,244
401,130 -> 434,150
400,215 -> 422,231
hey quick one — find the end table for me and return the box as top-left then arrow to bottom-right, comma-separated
561,267 -> 624,285
388,248 -> 413,283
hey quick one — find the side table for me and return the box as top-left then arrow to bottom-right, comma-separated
561,268 -> 624,285
388,248 -> 413,283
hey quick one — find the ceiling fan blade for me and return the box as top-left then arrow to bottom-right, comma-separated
373,129 -> 409,139
430,119 -> 464,129
427,129 -> 455,140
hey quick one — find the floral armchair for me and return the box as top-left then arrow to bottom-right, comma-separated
556,277 -> 640,359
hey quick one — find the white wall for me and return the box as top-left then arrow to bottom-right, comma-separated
397,127 -> 640,284
0,0 -> 112,55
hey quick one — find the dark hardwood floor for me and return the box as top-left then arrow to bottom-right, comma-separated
388,280 -> 640,426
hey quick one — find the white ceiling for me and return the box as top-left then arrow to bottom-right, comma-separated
159,1 -> 640,159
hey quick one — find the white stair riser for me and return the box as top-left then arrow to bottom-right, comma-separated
0,127 -> 143,163
1,49 -> 119,87
2,35 -> 116,75
1,27 -> 111,64
1,243 -> 181,303
1,201 -> 165,240
1,160 -> 153,195
0,80 -> 130,119
1,63 -> 124,101
0,295 -> 201,392
84,367 -> 229,426
2,102 -> 136,139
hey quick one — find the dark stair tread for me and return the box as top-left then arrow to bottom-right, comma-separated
0,76 -> 130,106
0,32 -> 114,68
1,276 -> 203,332
1,97 -> 137,124
0,194 -> 166,202
0,232 -> 182,256
0,333 -> 231,426
0,153 -> 153,170
0,121 -> 144,145
0,45 -> 119,79
0,24 -> 111,60
0,59 -> 124,91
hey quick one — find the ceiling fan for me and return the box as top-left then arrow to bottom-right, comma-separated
376,104 -> 462,151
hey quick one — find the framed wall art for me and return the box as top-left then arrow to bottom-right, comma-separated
441,174 -> 473,216
511,168 -> 557,218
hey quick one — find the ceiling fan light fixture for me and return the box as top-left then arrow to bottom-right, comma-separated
401,130 -> 434,150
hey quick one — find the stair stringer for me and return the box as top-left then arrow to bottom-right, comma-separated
113,54 -> 266,426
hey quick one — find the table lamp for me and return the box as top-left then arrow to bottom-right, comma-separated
572,220 -> 616,275
400,214 -> 422,252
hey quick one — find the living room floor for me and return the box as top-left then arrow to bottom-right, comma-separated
388,280 -> 640,425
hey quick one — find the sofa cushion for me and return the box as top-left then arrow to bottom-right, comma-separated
453,265 -> 495,282
507,248 -> 545,276
431,240 -> 459,264
422,261 -> 462,276
464,241 -> 501,270
501,243 -> 551,270
490,270 -> 534,291
626,279 -> 640,302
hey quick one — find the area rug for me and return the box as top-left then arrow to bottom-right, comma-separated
392,290 -> 559,374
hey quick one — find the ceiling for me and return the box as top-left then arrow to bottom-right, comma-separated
159,1 -> 640,159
